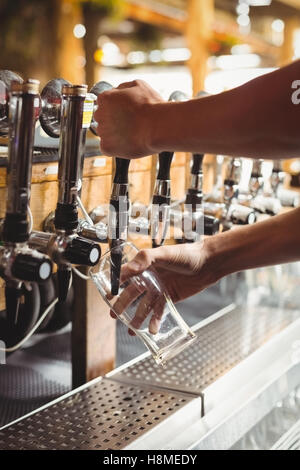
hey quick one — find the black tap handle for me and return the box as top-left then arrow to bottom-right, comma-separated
191,154 -> 204,175
110,240 -> 123,296
64,237 -> 101,266
114,158 -> 130,184
57,266 -> 72,303
157,152 -> 174,181
5,285 -> 22,325
12,253 -> 52,283
204,215 -> 220,236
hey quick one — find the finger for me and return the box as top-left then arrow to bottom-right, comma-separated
117,81 -> 138,90
122,245 -> 180,282
149,296 -> 166,335
120,248 -> 163,283
129,292 -> 154,332
111,282 -> 145,317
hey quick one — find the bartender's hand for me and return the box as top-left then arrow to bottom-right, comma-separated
111,240 -> 218,335
121,241 -> 214,303
95,80 -> 164,158
110,206 -> 300,335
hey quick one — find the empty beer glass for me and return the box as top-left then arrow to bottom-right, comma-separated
89,242 -> 196,365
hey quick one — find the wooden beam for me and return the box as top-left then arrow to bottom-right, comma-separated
276,0 -> 300,8
124,1 -> 279,58
53,0 -> 86,84
186,0 -> 215,95
124,2 -> 185,32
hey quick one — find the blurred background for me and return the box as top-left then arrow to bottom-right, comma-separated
1,0 -> 300,99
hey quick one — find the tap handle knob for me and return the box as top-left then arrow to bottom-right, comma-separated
12,253 -> 52,283
64,237 -> 101,266
114,158 -> 130,184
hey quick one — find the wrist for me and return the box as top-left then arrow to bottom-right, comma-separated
203,233 -> 233,283
145,102 -> 184,154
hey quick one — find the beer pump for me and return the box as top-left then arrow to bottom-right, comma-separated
221,158 -> 256,230
151,91 -> 188,248
183,152 -> 220,242
89,81 -> 131,295
29,80 -> 101,301
247,159 -> 281,216
270,160 -> 300,208
0,71 -> 53,335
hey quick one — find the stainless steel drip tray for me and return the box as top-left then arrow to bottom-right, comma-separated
0,377 -> 201,450
110,303 -> 300,401
0,303 -> 299,450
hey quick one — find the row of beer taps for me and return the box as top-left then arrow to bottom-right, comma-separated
0,69 -> 299,346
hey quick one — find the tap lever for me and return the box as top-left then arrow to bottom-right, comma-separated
114,158 -> 130,184
191,154 -> 204,175
5,284 -> 22,326
157,151 -> 174,181
110,240 -> 123,296
57,266 -> 72,303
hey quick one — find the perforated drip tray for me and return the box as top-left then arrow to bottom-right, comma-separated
110,304 -> 300,396
1,303 -> 299,450
0,378 -> 199,450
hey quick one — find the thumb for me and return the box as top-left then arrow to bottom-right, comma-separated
120,247 -> 167,282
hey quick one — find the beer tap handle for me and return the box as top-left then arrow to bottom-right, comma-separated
156,151 -> 174,182
191,154 -> 204,175
152,90 -> 188,248
57,265 -> 72,303
5,284 -> 22,326
90,80 -> 131,295
109,158 -> 130,295
114,158 -> 130,184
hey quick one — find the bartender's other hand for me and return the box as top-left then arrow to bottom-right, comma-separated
120,241 -> 216,304
94,80 -> 164,158
111,240 -> 219,335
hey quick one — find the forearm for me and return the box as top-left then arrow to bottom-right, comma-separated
149,61 -> 300,158
206,207 -> 300,280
